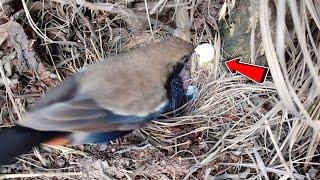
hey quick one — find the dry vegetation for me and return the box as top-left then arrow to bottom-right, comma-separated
0,0 -> 319,179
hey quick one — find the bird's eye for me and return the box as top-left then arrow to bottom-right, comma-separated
181,55 -> 190,63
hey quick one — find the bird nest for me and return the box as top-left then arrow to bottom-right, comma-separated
0,0 -> 319,179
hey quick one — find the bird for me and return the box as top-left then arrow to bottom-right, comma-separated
0,37 -> 195,164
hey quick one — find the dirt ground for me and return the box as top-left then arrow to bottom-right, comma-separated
0,0 -> 319,179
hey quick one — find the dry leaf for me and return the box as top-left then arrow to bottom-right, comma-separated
218,1 -> 228,21
0,21 -> 10,46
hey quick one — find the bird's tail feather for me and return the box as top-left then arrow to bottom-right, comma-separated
0,126 -> 67,165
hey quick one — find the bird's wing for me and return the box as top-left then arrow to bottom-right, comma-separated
19,75 -> 164,133
18,37 -> 194,133
28,76 -> 79,111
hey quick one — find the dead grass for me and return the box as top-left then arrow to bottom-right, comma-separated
0,0 -> 319,179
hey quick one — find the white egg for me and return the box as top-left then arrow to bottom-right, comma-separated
194,43 -> 215,66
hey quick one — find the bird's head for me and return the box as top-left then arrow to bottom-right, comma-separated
168,41 -> 215,91
153,37 -> 194,92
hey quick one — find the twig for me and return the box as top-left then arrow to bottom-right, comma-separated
0,172 -> 82,179
217,163 -> 305,180
50,0 -> 141,30
143,0 -> 155,41
174,0 -> 191,41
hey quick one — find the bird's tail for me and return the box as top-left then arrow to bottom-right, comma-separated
0,126 -> 68,165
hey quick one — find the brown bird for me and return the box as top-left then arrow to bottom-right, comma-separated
0,37 -> 195,164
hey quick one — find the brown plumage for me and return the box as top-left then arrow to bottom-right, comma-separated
0,37 -> 195,164
77,37 -> 194,116
0,37 -> 194,164
18,37 -> 194,133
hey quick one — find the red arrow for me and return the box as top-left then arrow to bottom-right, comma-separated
225,57 -> 269,84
